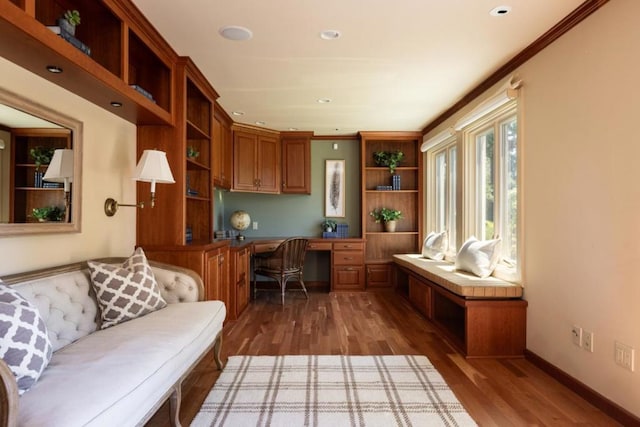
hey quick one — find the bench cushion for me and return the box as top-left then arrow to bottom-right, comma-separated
17,300 -> 226,427
393,254 -> 523,298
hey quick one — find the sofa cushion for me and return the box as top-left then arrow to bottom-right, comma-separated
17,300 -> 226,427
421,231 -> 448,260
0,282 -> 52,395
88,248 -> 167,329
455,236 -> 502,278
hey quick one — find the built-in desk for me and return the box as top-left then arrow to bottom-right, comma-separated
250,237 -> 365,291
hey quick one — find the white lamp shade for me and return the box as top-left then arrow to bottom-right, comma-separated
43,149 -> 74,183
133,150 -> 175,190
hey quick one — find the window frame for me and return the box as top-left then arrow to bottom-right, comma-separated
462,101 -> 521,282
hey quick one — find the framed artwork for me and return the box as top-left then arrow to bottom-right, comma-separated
325,160 -> 345,217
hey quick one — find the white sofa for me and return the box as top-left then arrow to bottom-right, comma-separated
0,258 -> 226,427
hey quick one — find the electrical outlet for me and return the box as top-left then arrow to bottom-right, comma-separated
571,325 -> 582,347
252,221 -> 258,230
615,341 -> 635,372
582,330 -> 594,352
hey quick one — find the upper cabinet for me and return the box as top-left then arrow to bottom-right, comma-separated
281,131 -> 312,194
232,125 -> 280,194
137,57 -> 218,246
0,0 -> 176,125
213,103 -> 233,190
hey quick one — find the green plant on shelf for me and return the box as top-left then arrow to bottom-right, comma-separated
321,219 -> 337,232
373,150 -> 404,174
369,207 -> 402,223
64,10 -> 81,27
29,146 -> 55,171
31,206 -> 65,222
187,146 -> 200,159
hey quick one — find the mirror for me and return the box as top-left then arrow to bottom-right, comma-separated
0,87 -> 82,236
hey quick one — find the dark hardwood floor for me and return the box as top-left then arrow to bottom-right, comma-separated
147,290 -> 621,426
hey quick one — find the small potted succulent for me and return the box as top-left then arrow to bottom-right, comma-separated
59,10 -> 81,36
187,146 -> 200,160
321,219 -> 337,232
370,207 -> 403,232
373,150 -> 404,174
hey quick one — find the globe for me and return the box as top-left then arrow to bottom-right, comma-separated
230,210 -> 251,240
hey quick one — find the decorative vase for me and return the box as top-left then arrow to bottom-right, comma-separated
384,220 -> 397,232
58,18 -> 75,36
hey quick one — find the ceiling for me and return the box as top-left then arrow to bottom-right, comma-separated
132,0 -> 584,136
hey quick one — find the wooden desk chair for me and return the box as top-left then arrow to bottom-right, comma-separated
253,237 -> 309,305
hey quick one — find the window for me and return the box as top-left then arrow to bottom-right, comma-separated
425,87 -> 521,282
428,140 -> 457,255
466,104 -> 519,275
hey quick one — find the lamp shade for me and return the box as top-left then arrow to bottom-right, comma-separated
43,149 -> 74,191
132,149 -> 175,192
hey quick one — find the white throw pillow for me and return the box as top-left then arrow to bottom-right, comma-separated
455,236 -> 502,278
0,281 -> 53,395
422,231 -> 448,260
88,247 -> 167,329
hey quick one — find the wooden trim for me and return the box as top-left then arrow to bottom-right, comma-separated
422,0 -> 610,135
525,350 -> 640,426
311,135 -> 358,141
0,359 -> 18,427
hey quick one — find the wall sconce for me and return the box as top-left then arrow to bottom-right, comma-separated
43,149 -> 74,218
104,149 -> 175,217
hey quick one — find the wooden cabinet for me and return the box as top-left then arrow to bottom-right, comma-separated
332,241 -> 365,291
281,132 -> 312,194
229,245 -> 251,319
213,103 -> 233,190
232,125 -> 280,193
10,128 -> 70,222
137,57 -> 218,246
366,263 -> 395,289
0,0 -> 176,125
360,131 -> 423,289
408,275 -> 431,319
141,243 -> 230,307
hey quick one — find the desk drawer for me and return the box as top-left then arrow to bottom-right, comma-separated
308,241 -> 332,251
333,242 -> 364,251
253,241 -> 283,253
333,251 -> 364,265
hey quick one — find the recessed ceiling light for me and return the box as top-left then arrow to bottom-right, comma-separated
219,26 -> 253,41
320,30 -> 341,40
317,98 -> 332,104
110,101 -> 123,107
232,111 -> 245,116
489,5 -> 512,16
46,65 -> 63,73
255,120 -> 266,126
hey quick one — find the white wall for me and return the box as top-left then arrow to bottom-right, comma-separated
0,56 -> 137,275
424,0 -> 640,416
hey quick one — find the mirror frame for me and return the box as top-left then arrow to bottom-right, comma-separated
0,87 -> 82,236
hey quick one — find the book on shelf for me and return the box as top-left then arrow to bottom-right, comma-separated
130,85 -> 156,103
47,26 -> 91,56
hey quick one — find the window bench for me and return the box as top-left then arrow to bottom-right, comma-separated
393,254 -> 527,358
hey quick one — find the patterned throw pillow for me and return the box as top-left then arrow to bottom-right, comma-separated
88,247 -> 167,329
0,282 -> 53,395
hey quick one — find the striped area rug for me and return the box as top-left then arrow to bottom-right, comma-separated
191,355 -> 476,427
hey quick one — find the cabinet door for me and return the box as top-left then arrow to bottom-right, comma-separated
366,263 -> 394,288
206,251 -> 222,301
221,120 -> 233,189
233,131 -> 258,191
235,247 -> 250,316
408,276 -> 431,319
282,137 -> 310,194
256,135 -> 280,193
332,266 -> 365,291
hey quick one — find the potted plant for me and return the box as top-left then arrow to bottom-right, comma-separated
373,150 -> 404,174
30,146 -> 55,188
31,206 -> 64,222
187,146 -> 200,160
59,10 -> 81,36
370,207 -> 403,232
321,219 -> 337,232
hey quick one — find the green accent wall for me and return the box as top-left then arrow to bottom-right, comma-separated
218,139 -> 361,238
